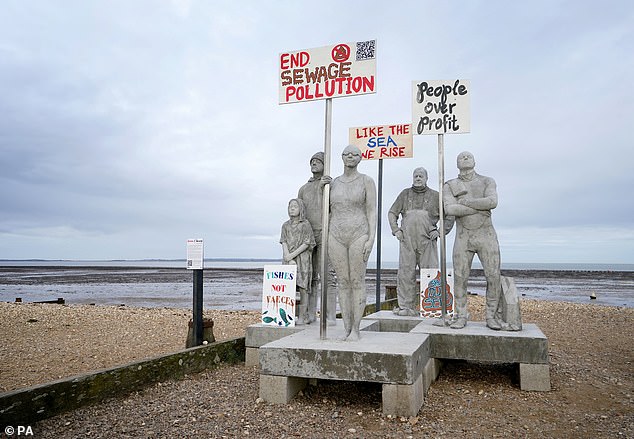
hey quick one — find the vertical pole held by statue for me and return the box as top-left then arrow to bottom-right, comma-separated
438,133 -> 448,323
375,158 -> 383,312
320,98 -> 332,340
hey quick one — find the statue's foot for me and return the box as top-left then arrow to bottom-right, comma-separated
392,306 -> 401,315
450,317 -> 467,329
486,318 -> 502,330
346,330 -> 360,342
397,308 -> 418,317
339,330 -> 351,341
327,319 -> 337,327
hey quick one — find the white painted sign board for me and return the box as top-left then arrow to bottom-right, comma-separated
279,40 -> 377,104
262,265 -> 297,327
186,239 -> 204,270
412,79 -> 470,135
420,269 -> 455,318
348,123 -> 413,160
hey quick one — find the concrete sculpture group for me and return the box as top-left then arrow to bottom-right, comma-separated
280,146 -> 521,336
256,146 -> 545,417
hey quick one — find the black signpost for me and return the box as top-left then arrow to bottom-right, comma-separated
187,238 -> 204,346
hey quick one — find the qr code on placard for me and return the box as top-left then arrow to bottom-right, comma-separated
356,40 -> 376,61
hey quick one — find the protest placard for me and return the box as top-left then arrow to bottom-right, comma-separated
348,123 -> 413,160
279,40 -> 377,104
262,265 -> 297,327
412,79 -> 470,135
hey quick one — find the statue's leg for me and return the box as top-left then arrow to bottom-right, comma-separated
450,231 -> 474,329
347,235 -> 369,341
478,227 -> 502,330
328,236 -> 352,339
396,237 -> 417,314
298,286 -> 310,324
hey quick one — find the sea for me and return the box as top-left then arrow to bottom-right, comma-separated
1,259 -> 632,310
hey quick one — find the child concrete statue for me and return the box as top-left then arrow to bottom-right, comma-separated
388,167 -> 454,316
280,198 -> 316,325
326,145 -> 377,341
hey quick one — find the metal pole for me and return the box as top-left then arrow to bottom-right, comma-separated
375,159 -> 383,312
438,134 -> 448,323
320,98 -> 332,340
193,269 -> 204,346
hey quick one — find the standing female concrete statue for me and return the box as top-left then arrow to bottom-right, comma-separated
327,145 -> 377,341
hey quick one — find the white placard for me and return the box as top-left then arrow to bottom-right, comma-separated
420,269 -> 454,318
412,79 -> 470,135
186,239 -> 204,270
348,123 -> 413,160
261,265 -> 297,327
279,40 -> 377,104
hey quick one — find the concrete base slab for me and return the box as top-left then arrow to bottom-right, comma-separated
253,310 -> 551,416
259,325 -> 429,384
519,363 -> 551,391
365,311 -> 549,363
364,311 -> 550,391
245,324 -> 305,349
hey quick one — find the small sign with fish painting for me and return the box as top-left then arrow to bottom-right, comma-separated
262,265 -> 297,327
420,269 -> 454,318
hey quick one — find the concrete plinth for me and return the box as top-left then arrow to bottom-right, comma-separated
258,321 -> 431,416
364,311 -> 550,391
259,374 -> 307,403
519,363 -> 551,391
259,326 -> 429,384
245,324 -> 305,367
252,311 -> 550,416
382,373 -> 424,417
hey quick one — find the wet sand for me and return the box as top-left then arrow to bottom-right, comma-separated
1,266 -> 632,309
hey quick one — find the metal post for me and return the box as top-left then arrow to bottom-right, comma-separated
193,269 -> 204,346
320,98 -> 332,340
375,159 -> 383,312
438,134 -> 448,324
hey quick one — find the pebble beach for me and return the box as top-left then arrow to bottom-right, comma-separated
2,295 -> 632,438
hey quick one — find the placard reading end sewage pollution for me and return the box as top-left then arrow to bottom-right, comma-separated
412,79 -> 470,135
279,40 -> 377,104
262,265 -> 297,327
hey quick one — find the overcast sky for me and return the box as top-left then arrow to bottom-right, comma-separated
1,0 -> 632,264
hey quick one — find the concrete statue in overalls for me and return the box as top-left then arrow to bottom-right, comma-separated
388,167 -> 454,316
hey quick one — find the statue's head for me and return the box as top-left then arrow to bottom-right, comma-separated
457,151 -> 475,171
412,167 -> 428,188
310,152 -> 324,173
288,198 -> 306,220
341,145 -> 362,167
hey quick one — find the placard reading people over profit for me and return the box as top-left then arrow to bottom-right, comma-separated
348,124 -> 413,160
262,265 -> 297,327
412,80 -> 470,135
279,40 -> 377,104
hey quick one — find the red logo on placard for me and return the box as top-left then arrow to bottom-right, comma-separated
331,44 -> 350,62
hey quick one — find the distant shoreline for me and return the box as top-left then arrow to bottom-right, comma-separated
1,259 -> 633,272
